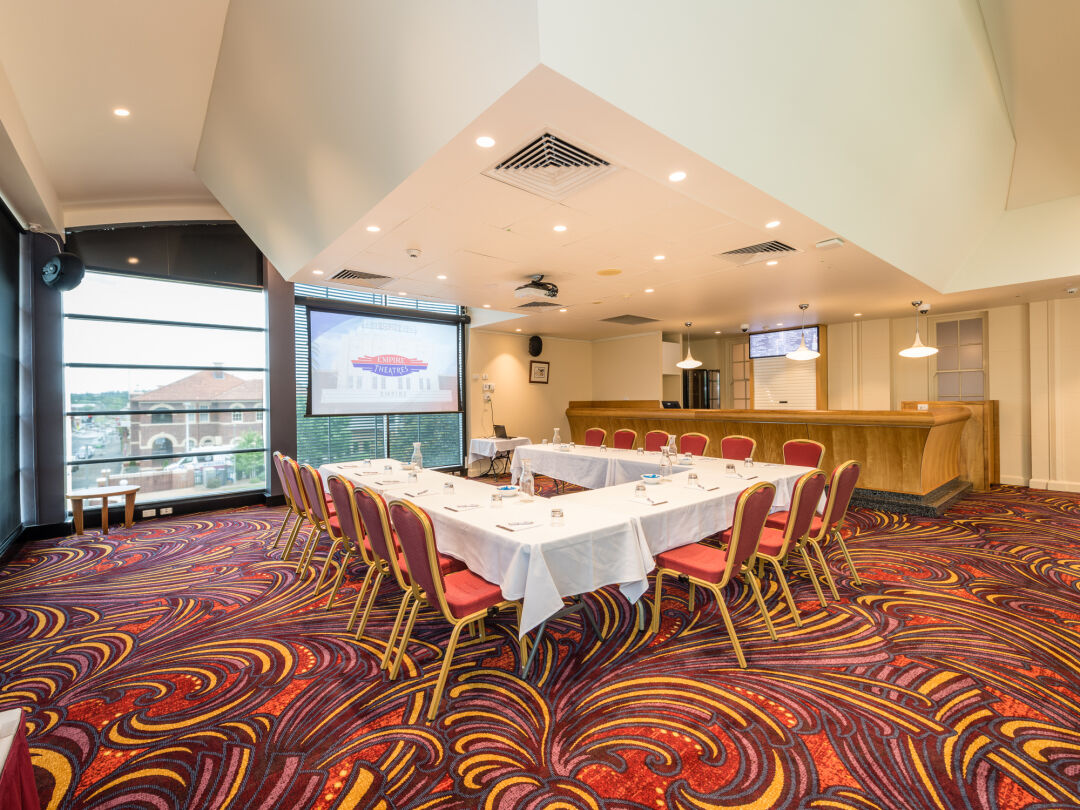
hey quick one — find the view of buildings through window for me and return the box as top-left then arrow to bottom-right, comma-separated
293,285 -> 465,469
62,272 -> 268,502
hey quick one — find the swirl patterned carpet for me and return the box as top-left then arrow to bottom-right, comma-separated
1,482 -> 1079,809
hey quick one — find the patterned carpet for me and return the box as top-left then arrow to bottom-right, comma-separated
1,482 -> 1079,809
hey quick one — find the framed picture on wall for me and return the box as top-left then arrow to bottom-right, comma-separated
529,361 -> 550,384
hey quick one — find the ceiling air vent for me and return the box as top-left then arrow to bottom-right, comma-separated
515,300 -> 562,309
483,132 -> 616,201
714,240 -> 801,267
601,314 -> 660,325
330,269 -> 395,288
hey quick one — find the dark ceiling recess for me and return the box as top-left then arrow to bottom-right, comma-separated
719,240 -> 797,257
601,314 -> 660,325
515,300 -> 561,309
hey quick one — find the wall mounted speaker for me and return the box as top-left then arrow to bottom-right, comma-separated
528,335 -> 543,357
41,251 -> 85,291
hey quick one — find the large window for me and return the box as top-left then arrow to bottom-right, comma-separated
294,285 -> 464,469
62,272 -> 268,503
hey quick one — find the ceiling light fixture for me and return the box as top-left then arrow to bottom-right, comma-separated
854,312 -> 862,317
898,301 -> 938,358
559,308 -> 567,312
113,108 -> 130,117
515,328 -> 522,332
436,274 -> 447,280
483,304 -> 491,308
475,136 -> 495,148
366,225 -> 380,232
765,220 -> 781,228
126,257 -> 139,265
553,224 -> 567,232
676,322 -> 703,369
668,171 -> 687,182
312,269 -> 324,275
653,255 -> 665,261
397,291 -> 407,296
714,330 -> 722,334
644,288 -> 654,293
766,260 -> 778,266
785,304 -> 821,361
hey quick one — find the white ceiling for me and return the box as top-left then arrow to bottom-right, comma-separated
297,68 -> 1077,340
0,0 -> 228,213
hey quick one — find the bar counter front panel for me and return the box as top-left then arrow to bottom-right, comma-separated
565,402 -> 970,497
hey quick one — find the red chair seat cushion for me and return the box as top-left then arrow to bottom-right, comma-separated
765,510 -> 823,535
323,494 -> 337,516
443,568 -> 505,619
755,526 -> 787,556
656,542 -> 727,584
395,552 -> 465,585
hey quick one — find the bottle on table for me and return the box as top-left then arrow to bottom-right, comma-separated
666,434 -> 677,455
552,427 -> 561,447
519,459 -> 535,502
410,441 -> 423,470
659,448 -> 673,480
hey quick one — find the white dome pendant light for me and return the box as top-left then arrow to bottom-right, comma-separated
785,304 -> 821,361
676,321 -> 703,369
898,300 -> 938,358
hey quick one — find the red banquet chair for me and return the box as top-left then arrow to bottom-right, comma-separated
739,468 -> 827,623
783,439 -> 825,468
765,460 -> 862,602
271,451 -> 301,549
387,499 -> 523,720
584,427 -> 607,447
278,456 -> 330,562
296,464 -> 340,577
720,434 -> 756,460
612,429 -> 637,450
679,432 -> 710,456
645,430 -> 670,452
352,485 -> 465,661
325,475 -> 380,612
649,481 -> 778,668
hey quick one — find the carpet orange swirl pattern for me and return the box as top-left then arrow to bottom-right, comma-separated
0,484 -> 1078,809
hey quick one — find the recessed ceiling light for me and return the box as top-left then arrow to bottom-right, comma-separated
366,225 -> 380,232
668,171 -> 687,182
515,328 -> 522,332
653,255 -> 665,261
397,291 -> 407,296
113,108 -> 130,117
766,260 -> 778,266
126,257 -> 139,265
559,308 -> 567,312
644,288 -> 655,293
553,224 -> 567,232
475,136 -> 495,148
854,312 -> 863,317
436,274 -> 447,280
596,269 -> 622,276
776,322 -> 784,327
482,304 -> 491,308
714,330 -> 722,334
312,269 -> 324,275
765,220 -> 781,228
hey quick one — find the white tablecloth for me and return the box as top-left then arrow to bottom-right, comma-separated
321,461 -> 652,635
511,444 -> 696,489
468,437 -> 531,465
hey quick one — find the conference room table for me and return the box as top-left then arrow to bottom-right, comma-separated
322,452 -> 810,637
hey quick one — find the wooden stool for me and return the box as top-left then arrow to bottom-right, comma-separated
66,485 -> 141,536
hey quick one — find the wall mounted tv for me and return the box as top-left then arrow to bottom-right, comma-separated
749,326 -> 819,359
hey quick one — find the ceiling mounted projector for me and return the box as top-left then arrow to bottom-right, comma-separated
514,274 -> 559,299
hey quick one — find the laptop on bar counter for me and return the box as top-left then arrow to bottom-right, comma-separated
493,425 -> 508,439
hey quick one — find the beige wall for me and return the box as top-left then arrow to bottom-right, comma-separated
592,333 -> 663,401
988,305 -> 1030,485
466,330 -> 592,472
827,320 -> 891,410
1029,298 -> 1080,492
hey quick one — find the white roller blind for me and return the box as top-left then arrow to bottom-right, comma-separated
753,357 -> 816,410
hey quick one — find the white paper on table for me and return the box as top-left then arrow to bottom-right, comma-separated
496,521 -> 543,532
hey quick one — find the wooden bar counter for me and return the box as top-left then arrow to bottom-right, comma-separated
566,401 -> 972,509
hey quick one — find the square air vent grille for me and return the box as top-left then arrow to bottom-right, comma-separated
330,269 -> 394,287
515,300 -> 561,309
601,314 -> 660,325
483,132 -> 616,201
714,240 -> 801,267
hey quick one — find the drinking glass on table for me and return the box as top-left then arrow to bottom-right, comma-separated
550,507 -> 565,526
407,469 -> 418,483
637,447 -> 645,455
443,481 -> 455,495
688,472 -> 699,488
635,482 -> 647,499
744,457 -> 754,468
491,493 -> 503,508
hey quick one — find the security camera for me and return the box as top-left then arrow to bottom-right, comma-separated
405,248 -> 422,260
740,323 -> 750,333
918,303 -> 931,315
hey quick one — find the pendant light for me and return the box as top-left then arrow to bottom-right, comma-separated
676,321 -> 702,369
785,303 -> 820,361
898,300 -> 938,358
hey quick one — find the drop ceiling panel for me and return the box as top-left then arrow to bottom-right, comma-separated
505,203 -> 606,244
431,174 -> 553,229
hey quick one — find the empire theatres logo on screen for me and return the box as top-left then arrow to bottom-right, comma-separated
352,354 -> 430,377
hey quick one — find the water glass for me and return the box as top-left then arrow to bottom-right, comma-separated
744,457 -> 754,468
725,462 -> 737,476
568,441 -> 575,450
542,438 -> 549,444
383,463 -> 393,472
442,481 -> 455,495
600,445 -> 607,453
491,493 -> 503,508
688,472 -> 699,488
637,447 -> 645,455
550,508 -> 565,527
634,483 -> 647,499
407,469 -> 418,483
